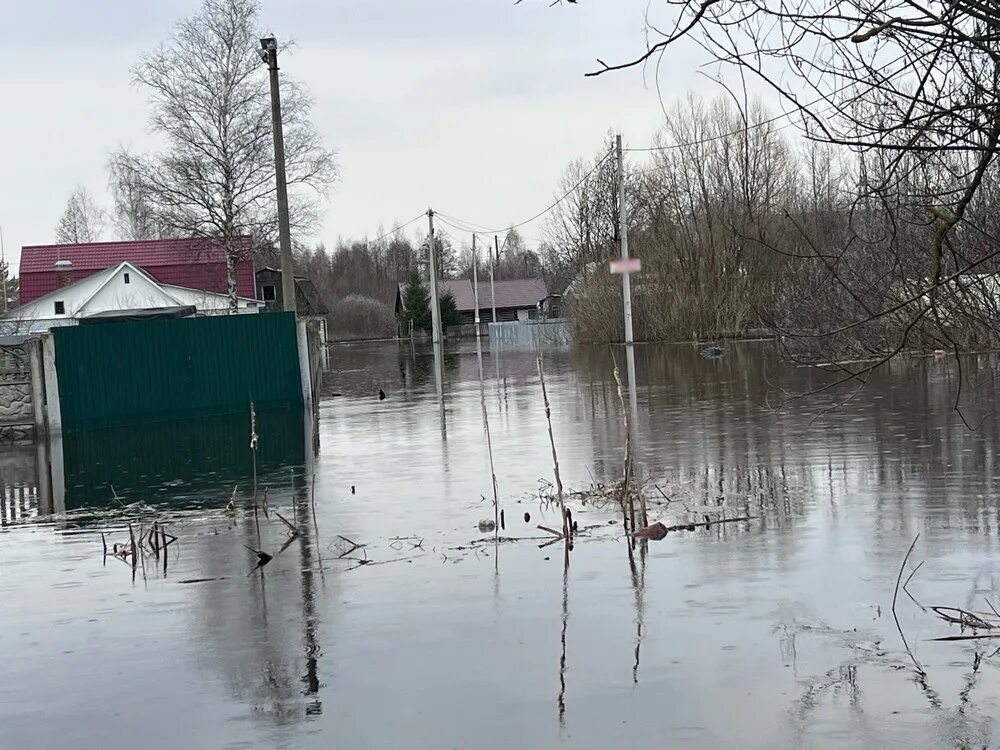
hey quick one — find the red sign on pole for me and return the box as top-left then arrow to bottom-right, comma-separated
610,258 -> 641,275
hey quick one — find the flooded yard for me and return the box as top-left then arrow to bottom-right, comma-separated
4,341 -> 1000,749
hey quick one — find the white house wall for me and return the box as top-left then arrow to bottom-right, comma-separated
78,267 -> 180,315
163,284 -> 259,311
8,268 -> 118,326
1,262 -> 261,334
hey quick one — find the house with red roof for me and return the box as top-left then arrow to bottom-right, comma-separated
3,237 -> 260,334
18,237 -> 255,304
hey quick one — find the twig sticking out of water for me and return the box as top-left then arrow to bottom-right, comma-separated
128,523 -> 137,570
249,401 -> 258,508
892,534 -> 924,675
475,334 -> 501,546
537,353 -> 568,541
275,511 -> 299,536
611,351 -> 636,535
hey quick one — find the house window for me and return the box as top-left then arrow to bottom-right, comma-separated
262,285 -> 276,301
124,273 -> 130,284
54,301 -> 65,315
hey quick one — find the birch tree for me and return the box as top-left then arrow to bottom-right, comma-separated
110,0 -> 336,309
55,186 -> 105,244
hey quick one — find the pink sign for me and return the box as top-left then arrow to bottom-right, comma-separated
610,258 -> 641,275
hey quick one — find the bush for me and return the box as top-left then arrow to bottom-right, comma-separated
330,295 -> 397,340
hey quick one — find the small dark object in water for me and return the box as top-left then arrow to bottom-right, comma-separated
330,392 -> 344,397
478,519 -> 497,533
524,511 -> 531,523
351,485 -> 356,494
500,509 -> 506,530
701,345 -> 727,359
572,520 -> 578,533
245,545 -> 273,573
378,389 -> 386,400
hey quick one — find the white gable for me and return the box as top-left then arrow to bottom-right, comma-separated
0,261 -> 260,335
78,264 -> 182,315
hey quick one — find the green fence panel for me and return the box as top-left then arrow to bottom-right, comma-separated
53,313 -> 303,430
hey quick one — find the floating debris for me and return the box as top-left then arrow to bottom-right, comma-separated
701,345 -> 727,359
478,519 -> 497,533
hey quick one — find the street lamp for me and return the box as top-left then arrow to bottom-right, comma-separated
259,36 -> 296,314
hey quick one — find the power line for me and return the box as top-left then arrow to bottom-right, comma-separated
437,148 -> 614,237
624,51 -> 914,154
361,212 -> 427,245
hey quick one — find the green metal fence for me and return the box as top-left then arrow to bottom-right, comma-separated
53,312 -> 303,430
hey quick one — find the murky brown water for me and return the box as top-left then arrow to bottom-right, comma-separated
4,341 -> 1000,749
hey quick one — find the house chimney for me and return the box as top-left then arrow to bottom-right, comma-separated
54,259 -> 73,288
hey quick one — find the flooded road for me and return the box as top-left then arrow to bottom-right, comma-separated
4,341 -> 1000,749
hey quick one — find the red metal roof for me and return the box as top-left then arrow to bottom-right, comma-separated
18,237 -> 255,303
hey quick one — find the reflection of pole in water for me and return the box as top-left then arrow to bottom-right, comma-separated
295,473 -> 323,713
625,344 -> 639,438
475,330 -> 500,548
625,344 -> 647,528
558,544 -> 570,728
433,341 -> 446,440
629,540 -> 646,684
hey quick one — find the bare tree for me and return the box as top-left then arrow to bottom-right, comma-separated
55,186 -> 105,244
107,156 -> 168,241
110,0 -> 336,309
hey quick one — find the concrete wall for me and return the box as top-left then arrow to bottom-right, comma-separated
0,339 -> 45,441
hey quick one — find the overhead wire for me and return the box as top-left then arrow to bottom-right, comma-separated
359,211 -> 428,245
624,49 -> 917,154
436,147 -> 614,237
435,53 -> 919,245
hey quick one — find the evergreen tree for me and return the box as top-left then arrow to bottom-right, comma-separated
440,292 -> 463,328
400,269 -> 432,332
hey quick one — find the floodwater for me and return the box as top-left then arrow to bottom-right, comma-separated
4,341 -> 1000,749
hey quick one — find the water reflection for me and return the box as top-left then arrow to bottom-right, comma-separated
53,408 -> 308,510
9,341 -> 1000,748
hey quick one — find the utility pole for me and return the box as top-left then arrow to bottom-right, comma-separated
491,235 -> 499,325
260,37 -> 296,314
616,134 -> 635,345
427,209 -> 443,344
0,226 -> 7,313
472,234 -> 481,338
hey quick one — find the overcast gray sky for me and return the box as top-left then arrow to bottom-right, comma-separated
0,0 -> 729,269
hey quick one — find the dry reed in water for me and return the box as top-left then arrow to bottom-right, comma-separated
537,353 -> 568,540
476,337 -> 501,543
611,351 -> 636,533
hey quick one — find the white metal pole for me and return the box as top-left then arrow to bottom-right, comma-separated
617,134 -> 634,345
472,234 -> 481,338
427,209 -> 443,344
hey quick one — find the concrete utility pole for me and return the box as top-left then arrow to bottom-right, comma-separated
260,37 -> 296,314
616,134 -> 635,345
0,226 -> 7,313
491,235 -> 499,325
472,234 -> 481,338
427,209 -> 443,344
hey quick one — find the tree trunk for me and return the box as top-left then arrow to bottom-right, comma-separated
225,244 -> 239,312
